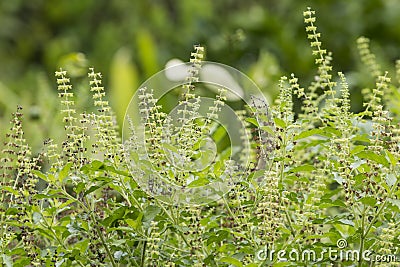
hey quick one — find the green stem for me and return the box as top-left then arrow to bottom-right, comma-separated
90,212 -> 117,267
140,240 -> 147,267
358,178 -> 399,267
358,207 -> 366,267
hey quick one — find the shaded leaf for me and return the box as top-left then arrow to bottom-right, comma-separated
220,257 -> 243,267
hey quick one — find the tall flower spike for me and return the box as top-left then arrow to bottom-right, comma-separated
304,7 -> 336,97
169,45 -> 205,184
88,67 -> 121,161
56,68 -> 88,169
357,36 -> 382,78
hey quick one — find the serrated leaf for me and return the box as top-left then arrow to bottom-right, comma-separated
353,173 -> 366,187
356,151 -> 389,167
32,170 -> 48,181
260,125 -> 275,135
161,142 -> 179,153
6,207 -> 19,215
385,174 -> 396,187
1,186 -> 19,196
288,164 -> 315,173
350,145 -> 365,156
90,160 -> 104,170
220,257 -> 243,267
103,206 -> 127,227
245,118 -> 259,127
322,126 -> 341,137
294,128 -> 323,140
273,117 -> 286,128
187,177 -> 210,188
385,150 -> 398,166
143,205 -> 160,223
58,163 -> 73,183
351,134 -> 370,143
75,182 -> 85,195
338,219 -> 355,226
360,196 -> 377,207
33,194 -> 51,199
126,214 -> 143,230
83,185 -> 101,197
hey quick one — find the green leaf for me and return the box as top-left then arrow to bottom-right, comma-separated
350,145 -> 365,156
104,164 -> 131,177
338,219 -> 355,226
245,118 -> 259,127
356,151 -> 389,167
360,196 -> 377,207
320,199 -> 346,208
273,117 -> 286,128
351,134 -> 370,143
354,173 -> 366,187
90,160 -> 104,170
322,126 -> 341,137
75,239 -> 90,254
143,205 -> 161,223
161,142 -> 179,153
33,194 -> 55,200
187,177 -> 210,188
288,164 -> 315,173
83,185 -> 101,197
273,263 -> 291,267
58,162 -> 73,183
6,207 -> 20,215
385,174 -> 397,187
75,182 -> 85,195
1,186 -> 19,196
113,206 -> 127,221
126,213 -> 143,230
103,206 -> 127,227
294,128 -> 323,140
93,176 -> 113,183
220,257 -> 243,267
207,230 -> 229,245
32,170 -> 48,181
260,125 -> 275,135
385,150 -> 398,166
211,124 -> 227,144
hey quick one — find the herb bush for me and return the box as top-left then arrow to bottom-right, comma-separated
1,8 -> 400,267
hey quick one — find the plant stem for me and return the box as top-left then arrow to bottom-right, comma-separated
90,212 -> 117,267
140,240 -> 147,267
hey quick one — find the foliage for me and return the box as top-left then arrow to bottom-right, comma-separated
1,7 -> 400,267
2,0 -> 400,152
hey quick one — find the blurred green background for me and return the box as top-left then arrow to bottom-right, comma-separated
1,0 -> 400,152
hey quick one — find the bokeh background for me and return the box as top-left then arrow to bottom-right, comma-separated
1,0 -> 400,152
